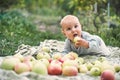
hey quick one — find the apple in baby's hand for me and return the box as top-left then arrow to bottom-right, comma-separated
48,63 -> 62,75
100,70 -> 115,80
73,36 -> 81,43
62,66 -> 78,76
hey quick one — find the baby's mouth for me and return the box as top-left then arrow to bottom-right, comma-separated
73,34 -> 78,37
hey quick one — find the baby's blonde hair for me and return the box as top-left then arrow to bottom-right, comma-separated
60,15 -> 80,29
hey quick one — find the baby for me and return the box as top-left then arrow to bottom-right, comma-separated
60,15 -> 110,56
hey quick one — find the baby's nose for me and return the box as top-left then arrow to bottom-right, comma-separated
72,27 -> 76,32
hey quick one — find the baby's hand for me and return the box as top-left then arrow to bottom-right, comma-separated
74,37 -> 89,48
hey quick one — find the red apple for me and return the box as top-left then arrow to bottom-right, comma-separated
48,63 -> 62,75
50,60 -> 62,66
62,66 -> 78,76
58,56 -> 70,63
67,52 -> 78,60
100,70 -> 115,80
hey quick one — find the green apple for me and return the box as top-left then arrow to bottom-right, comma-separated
85,62 -> 93,71
36,52 -> 51,60
114,63 -> 120,72
39,58 -> 49,67
62,66 -> 78,76
93,60 -> 102,70
52,53 -> 62,60
78,64 -> 88,73
32,62 -> 48,75
90,67 -> 101,76
73,36 -> 80,43
14,62 -> 31,74
75,57 -> 84,65
98,57 -> 107,62
41,47 -> 50,53
0,57 -> 21,70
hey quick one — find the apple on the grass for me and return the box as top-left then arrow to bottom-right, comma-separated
0,57 -> 21,70
48,63 -> 62,75
14,62 -> 31,74
100,70 -> 115,80
62,66 -> 78,76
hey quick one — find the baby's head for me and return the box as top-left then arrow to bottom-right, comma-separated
60,15 -> 80,30
60,15 -> 82,41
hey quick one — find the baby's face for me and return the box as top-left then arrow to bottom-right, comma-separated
62,17 -> 82,42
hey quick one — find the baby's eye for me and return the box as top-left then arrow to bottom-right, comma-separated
74,25 -> 78,28
67,27 -> 71,31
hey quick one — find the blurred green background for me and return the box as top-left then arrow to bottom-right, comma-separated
0,0 -> 120,56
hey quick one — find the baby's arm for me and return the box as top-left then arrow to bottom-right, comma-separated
86,35 -> 110,54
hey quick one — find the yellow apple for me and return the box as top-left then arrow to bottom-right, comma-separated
78,64 -> 88,73
62,66 -> 78,76
73,36 -> 80,43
